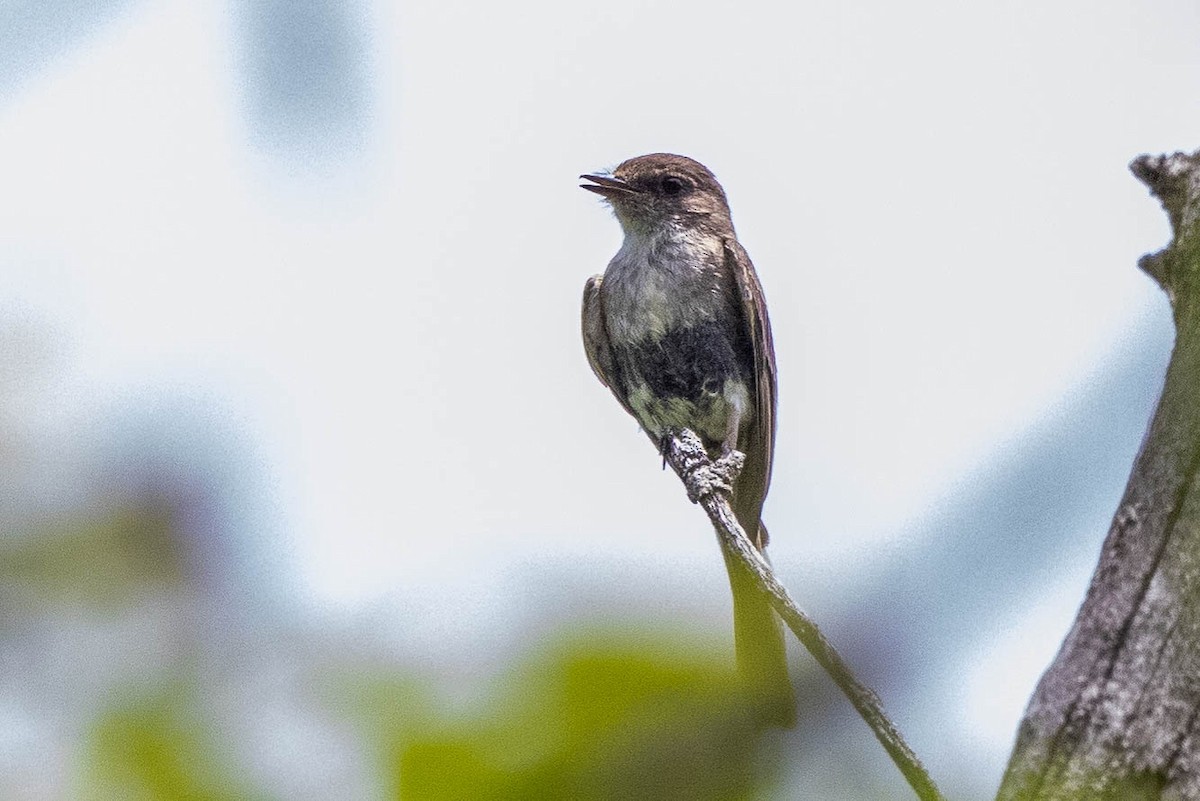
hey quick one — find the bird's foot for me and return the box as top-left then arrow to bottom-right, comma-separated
713,449 -> 746,483
661,429 -> 745,503
683,449 -> 745,504
710,448 -> 739,484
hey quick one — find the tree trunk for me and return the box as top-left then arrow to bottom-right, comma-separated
998,149 -> 1200,799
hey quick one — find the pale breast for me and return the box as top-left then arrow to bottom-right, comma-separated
599,225 -> 728,344
598,224 -> 753,448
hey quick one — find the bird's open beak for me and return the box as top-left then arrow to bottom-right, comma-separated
580,173 -> 636,197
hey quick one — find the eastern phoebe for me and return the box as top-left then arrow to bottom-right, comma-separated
580,153 -> 794,726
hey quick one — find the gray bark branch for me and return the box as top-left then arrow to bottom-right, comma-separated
998,149 -> 1200,799
662,429 -> 947,801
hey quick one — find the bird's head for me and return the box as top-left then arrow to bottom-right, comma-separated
580,153 -> 731,235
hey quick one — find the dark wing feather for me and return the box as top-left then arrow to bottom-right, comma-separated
581,275 -> 636,419
723,239 -> 778,546
720,240 -> 792,725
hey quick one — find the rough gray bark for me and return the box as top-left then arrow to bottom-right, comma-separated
998,149 -> 1200,800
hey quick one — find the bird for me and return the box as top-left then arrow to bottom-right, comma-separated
579,153 -> 794,726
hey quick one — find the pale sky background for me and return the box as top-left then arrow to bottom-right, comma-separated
1,0 -> 1198,796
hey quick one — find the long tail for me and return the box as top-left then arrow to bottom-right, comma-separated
718,520 -> 795,728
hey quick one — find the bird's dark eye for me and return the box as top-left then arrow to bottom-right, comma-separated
660,176 -> 685,195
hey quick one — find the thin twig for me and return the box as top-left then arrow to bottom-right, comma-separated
663,428 -> 948,801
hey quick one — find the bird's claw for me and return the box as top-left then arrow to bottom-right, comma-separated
713,450 -> 745,483
683,449 -> 745,504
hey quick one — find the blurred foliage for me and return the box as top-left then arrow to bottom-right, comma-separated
333,631 -> 787,801
0,503 -> 184,612
82,684 -> 265,801
0,492 -> 902,799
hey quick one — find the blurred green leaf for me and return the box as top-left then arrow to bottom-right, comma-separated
333,629 -> 785,801
82,683 -> 267,801
0,503 -> 184,610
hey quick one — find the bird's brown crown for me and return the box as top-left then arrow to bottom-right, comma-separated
589,153 -> 732,232
613,154 -> 727,203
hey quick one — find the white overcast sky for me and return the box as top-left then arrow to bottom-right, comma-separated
1,0 -> 1198,792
